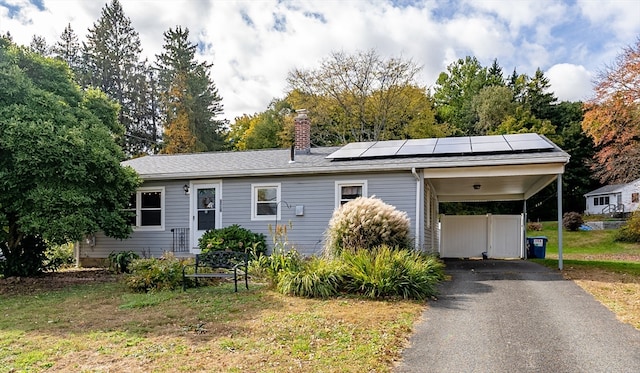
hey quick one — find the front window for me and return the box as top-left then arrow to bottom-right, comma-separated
252,183 -> 281,220
335,180 -> 367,208
128,187 -> 165,230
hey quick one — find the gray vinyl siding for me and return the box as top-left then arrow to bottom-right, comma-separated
79,180 -> 190,260
222,171 -> 418,256
80,172 -> 418,260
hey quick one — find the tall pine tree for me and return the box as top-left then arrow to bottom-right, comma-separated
52,23 -> 82,81
83,0 -> 158,156
155,26 -> 226,153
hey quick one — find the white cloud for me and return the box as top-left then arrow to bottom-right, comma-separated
546,63 -> 593,102
1,0 -> 639,122
577,0 -> 640,40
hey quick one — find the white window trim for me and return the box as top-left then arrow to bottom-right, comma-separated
132,186 -> 165,231
335,180 -> 368,209
251,183 -> 281,221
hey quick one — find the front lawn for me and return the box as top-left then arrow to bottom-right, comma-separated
0,279 -> 424,372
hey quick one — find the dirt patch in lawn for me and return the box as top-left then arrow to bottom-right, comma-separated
0,268 -> 118,296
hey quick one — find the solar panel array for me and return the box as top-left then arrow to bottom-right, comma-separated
326,133 -> 555,160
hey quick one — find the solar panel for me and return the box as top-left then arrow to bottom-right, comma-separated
326,134 -> 555,160
436,137 -> 470,145
471,135 -> 507,144
471,141 -> 512,152
508,139 -> 554,151
359,140 -> 406,157
325,141 -> 376,159
396,144 -> 435,156
433,143 -> 472,154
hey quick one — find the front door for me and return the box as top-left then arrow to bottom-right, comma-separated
191,182 -> 221,252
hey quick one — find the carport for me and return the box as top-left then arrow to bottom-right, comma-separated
419,136 -> 570,269
328,133 -> 570,269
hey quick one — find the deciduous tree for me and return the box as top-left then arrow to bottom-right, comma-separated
0,39 -> 139,276
433,56 -> 489,135
287,49 -> 426,144
582,39 -> 640,184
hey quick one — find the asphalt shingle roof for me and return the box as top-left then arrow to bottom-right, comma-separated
124,137 -> 569,181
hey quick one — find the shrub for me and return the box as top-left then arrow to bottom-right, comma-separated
249,246 -> 303,288
340,246 -> 445,300
0,235 -> 49,277
199,224 -> 266,256
276,257 -> 344,298
108,250 -> 140,274
324,196 -> 411,257
527,222 -> 543,231
125,253 -> 192,292
614,210 -> 640,243
45,243 -> 75,270
562,212 -> 584,231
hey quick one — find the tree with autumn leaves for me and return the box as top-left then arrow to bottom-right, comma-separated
582,39 -> 640,184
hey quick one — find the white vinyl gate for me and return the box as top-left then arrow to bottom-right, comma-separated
440,214 -> 523,259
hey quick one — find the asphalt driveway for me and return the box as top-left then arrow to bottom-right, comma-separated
396,260 -> 640,373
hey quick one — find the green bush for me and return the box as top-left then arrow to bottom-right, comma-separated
276,257 -> 343,298
45,243 -> 75,270
125,253 -> 192,292
108,250 -> 140,274
249,246 -> 303,288
199,224 -> 266,256
615,210 -> 640,242
0,235 -> 49,277
324,196 -> 411,257
562,212 -> 584,231
340,246 -> 445,300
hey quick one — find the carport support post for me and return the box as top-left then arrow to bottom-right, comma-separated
557,174 -> 563,270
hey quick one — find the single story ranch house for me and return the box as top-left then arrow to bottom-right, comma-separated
78,112 -> 570,268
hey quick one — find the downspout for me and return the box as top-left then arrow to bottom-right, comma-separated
557,174 -> 563,270
412,168 -> 421,250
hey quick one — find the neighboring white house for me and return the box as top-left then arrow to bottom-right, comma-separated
584,178 -> 640,215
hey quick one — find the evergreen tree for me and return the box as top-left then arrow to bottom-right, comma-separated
525,68 -> 557,120
52,23 -> 82,80
83,0 -> 157,155
486,58 -> 505,86
155,26 -> 226,153
29,35 -> 49,56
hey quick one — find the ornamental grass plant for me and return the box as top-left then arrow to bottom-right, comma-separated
324,196 -> 411,257
339,245 -> 445,300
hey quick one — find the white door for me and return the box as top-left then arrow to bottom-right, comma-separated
440,214 -> 523,259
190,183 -> 221,252
440,215 -> 488,258
488,215 -> 523,258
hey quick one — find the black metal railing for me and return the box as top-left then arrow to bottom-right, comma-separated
171,228 -> 190,253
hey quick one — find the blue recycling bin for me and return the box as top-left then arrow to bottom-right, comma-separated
527,236 -> 547,259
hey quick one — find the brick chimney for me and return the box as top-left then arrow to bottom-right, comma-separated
294,109 -> 311,154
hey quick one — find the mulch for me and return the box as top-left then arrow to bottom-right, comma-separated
0,268 -> 119,296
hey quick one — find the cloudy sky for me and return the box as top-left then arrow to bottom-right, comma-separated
1,0 -> 639,122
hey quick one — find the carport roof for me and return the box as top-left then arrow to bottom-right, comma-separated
125,133 -> 568,203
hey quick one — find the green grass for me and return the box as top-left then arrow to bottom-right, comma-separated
0,281 -> 423,372
529,221 -> 640,275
